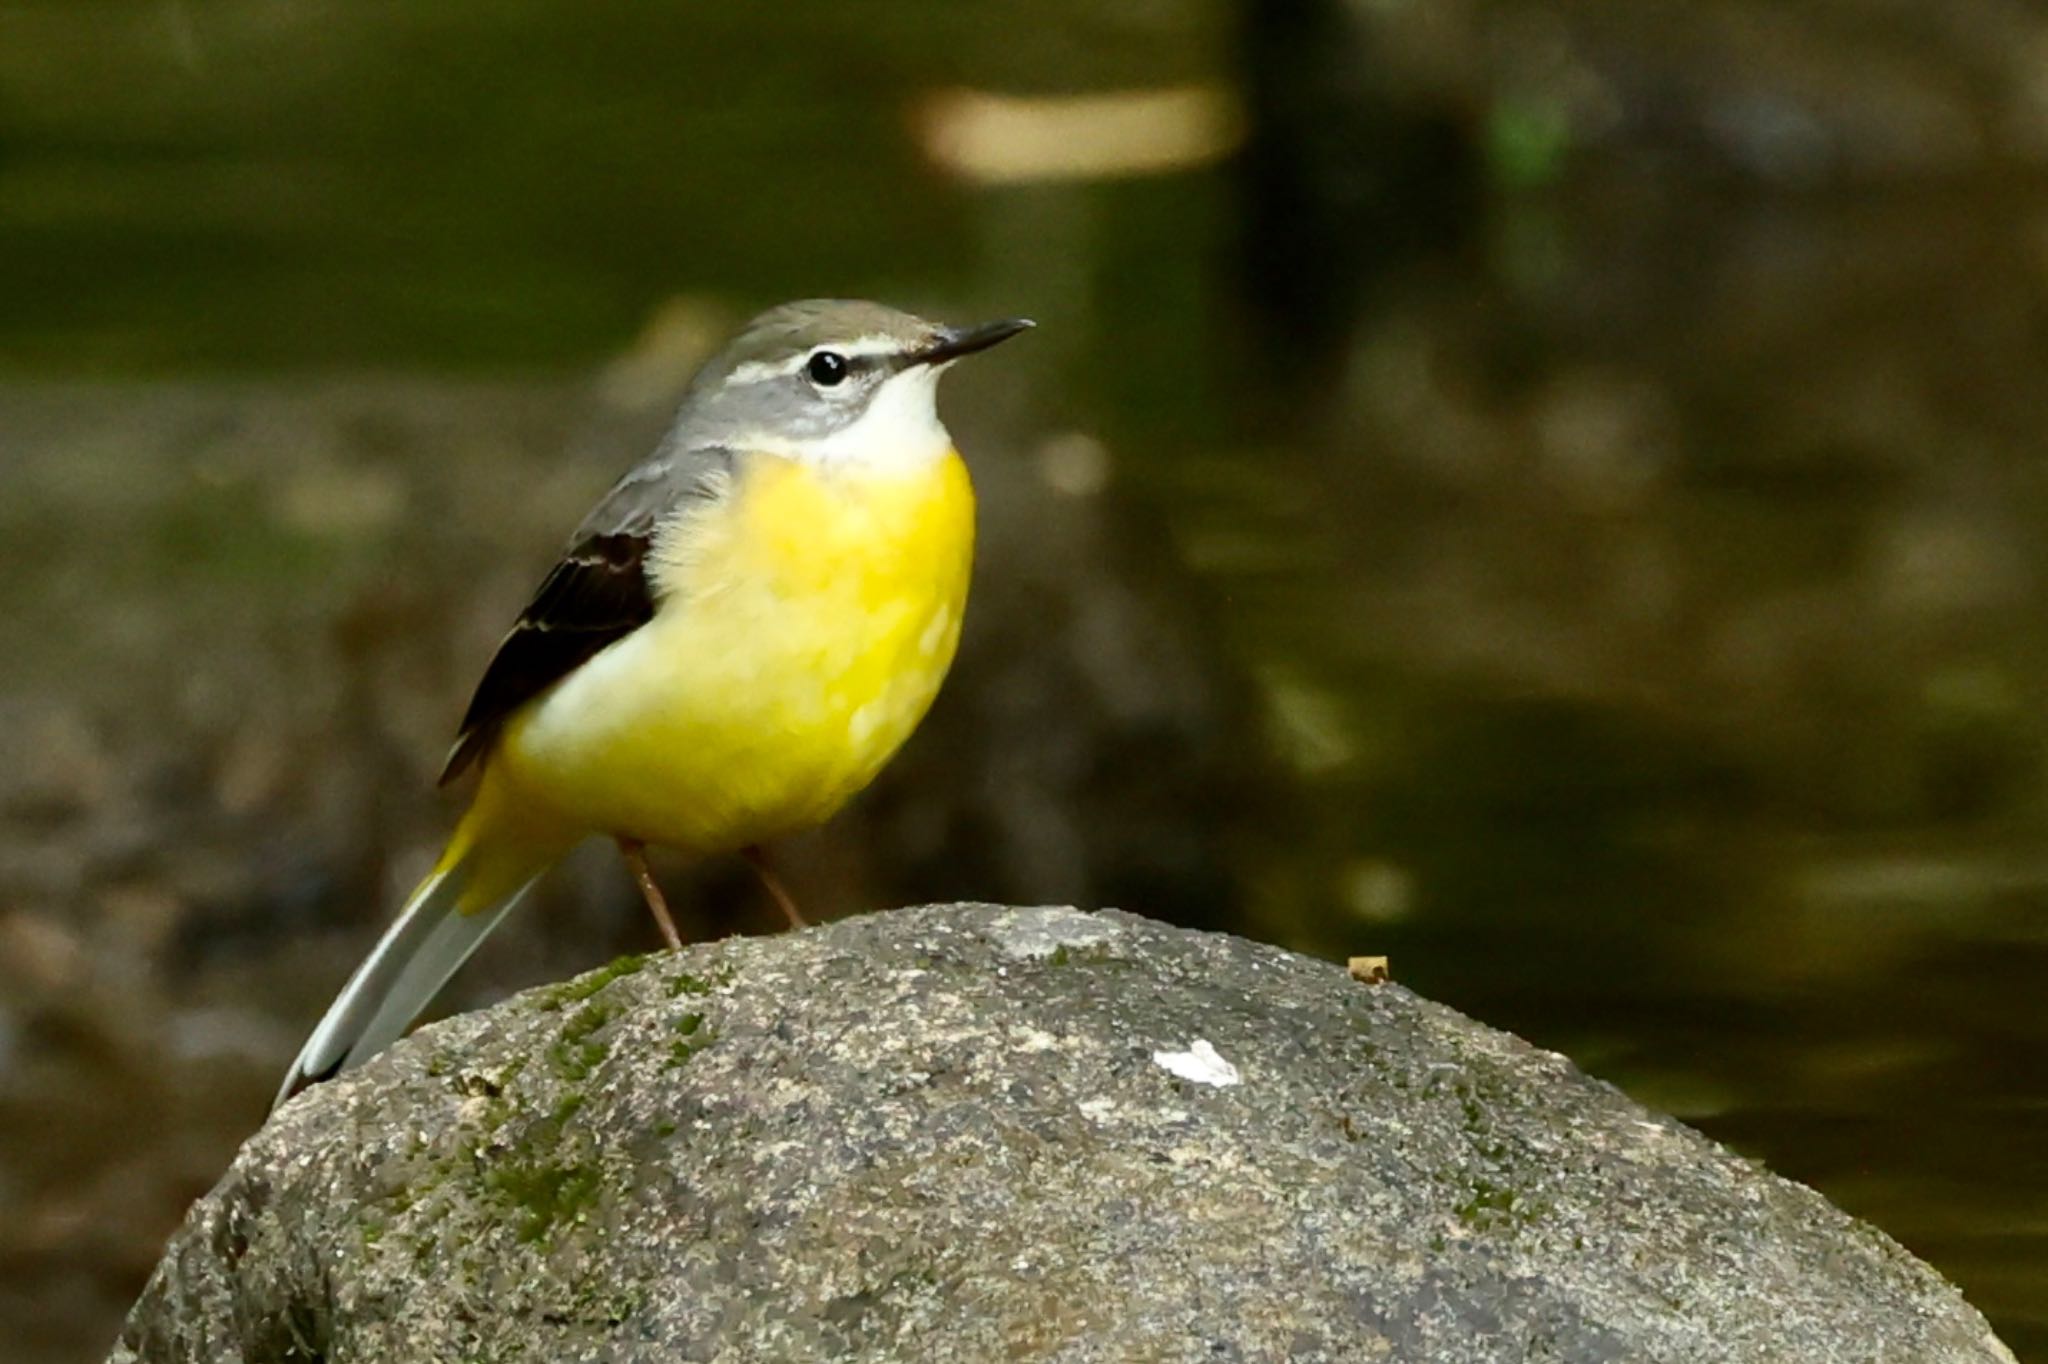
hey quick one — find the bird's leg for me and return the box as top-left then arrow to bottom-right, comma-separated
616,836 -> 684,951
742,846 -> 807,929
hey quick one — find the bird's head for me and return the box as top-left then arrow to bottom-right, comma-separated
674,299 -> 1032,469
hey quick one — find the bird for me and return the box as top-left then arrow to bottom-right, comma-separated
276,299 -> 1032,1108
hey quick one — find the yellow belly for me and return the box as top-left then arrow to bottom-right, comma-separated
493,449 -> 975,852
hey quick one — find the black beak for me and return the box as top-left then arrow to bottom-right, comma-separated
915,317 -> 1035,366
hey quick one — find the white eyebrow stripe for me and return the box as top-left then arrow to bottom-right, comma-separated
832,333 -> 915,359
722,333 -> 921,386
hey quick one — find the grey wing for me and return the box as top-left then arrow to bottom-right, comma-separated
438,445 -> 735,785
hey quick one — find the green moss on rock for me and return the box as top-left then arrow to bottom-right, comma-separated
485,1159 -> 604,1245
538,953 -> 655,1012
666,1012 -> 715,1069
550,999 -> 619,1081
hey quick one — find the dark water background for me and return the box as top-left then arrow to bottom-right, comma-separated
5,0 -> 2048,1356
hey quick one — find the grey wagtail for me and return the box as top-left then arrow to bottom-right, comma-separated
277,299 -> 1032,1107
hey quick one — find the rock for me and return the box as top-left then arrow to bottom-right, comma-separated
111,904 -> 2012,1363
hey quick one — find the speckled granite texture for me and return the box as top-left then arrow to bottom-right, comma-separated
113,904 -> 2014,1363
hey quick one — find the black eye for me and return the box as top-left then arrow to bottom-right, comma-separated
806,350 -> 848,387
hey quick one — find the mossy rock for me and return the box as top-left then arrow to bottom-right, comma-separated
112,904 -> 2012,1363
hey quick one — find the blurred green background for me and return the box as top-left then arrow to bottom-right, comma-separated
6,0 -> 2048,1356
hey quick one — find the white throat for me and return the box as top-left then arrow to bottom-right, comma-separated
753,366 -> 954,473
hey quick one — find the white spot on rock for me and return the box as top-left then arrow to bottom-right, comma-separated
1011,1026 -> 1061,1053
1151,1039 -> 1241,1088
987,906 -> 1121,961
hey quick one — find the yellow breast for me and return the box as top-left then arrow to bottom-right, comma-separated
495,448 -> 976,852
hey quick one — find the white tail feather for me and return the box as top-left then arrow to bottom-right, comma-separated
274,862 -> 536,1110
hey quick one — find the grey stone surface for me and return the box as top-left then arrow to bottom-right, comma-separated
112,904 -> 2014,1363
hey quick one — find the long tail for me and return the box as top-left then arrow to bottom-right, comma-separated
274,777 -> 567,1110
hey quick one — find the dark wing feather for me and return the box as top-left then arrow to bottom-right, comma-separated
438,532 -> 653,784
438,445 -> 734,785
